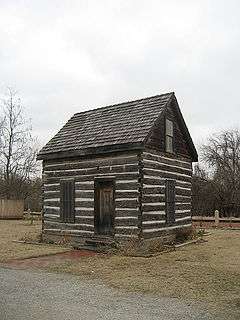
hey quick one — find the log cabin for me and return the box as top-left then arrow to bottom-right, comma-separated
37,92 -> 198,248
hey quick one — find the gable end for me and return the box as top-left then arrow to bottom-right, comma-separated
144,94 -> 198,162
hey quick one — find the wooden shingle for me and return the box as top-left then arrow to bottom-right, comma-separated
38,93 -> 173,159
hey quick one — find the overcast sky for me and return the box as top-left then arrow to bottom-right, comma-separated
0,0 -> 239,151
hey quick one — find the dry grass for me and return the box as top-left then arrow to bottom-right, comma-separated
0,219 -> 68,262
0,220 -> 239,317
48,229 -> 240,317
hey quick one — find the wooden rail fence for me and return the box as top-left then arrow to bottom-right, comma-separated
192,213 -> 240,228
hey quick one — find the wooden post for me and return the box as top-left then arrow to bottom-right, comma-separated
28,208 -> 34,225
200,215 -> 203,228
214,210 -> 219,227
229,215 -> 233,228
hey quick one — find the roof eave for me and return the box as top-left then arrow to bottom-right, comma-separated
37,142 -> 144,161
172,96 -> 198,162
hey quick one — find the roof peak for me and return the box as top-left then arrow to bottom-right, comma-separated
38,91 -> 176,160
74,92 -> 174,117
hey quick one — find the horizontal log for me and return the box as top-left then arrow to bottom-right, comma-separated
44,190 -> 139,201
43,197 -> 191,214
175,187 -> 191,196
43,228 -> 94,236
75,200 -> 94,208
115,209 -> 139,217
44,214 -> 60,222
142,223 -> 192,239
143,152 -> 191,169
143,169 -> 192,183
142,203 -> 191,212
143,177 -> 165,185
75,190 -> 94,198
44,200 -> 60,206
75,208 -> 94,216
44,172 -> 139,184
45,164 -> 139,177
175,215 -> 192,222
142,212 -> 166,221
44,183 -> 60,192
75,182 -> 94,191
142,195 -> 165,203
44,218 -> 60,224
44,221 -> 95,232
143,192 -> 191,200
142,203 -> 165,212
44,213 -> 59,218
142,186 -> 165,194
175,181 -> 192,189
44,206 -> 60,214
115,191 -> 139,198
45,214 -> 140,226
75,216 -> 94,224
114,233 -> 139,239
115,181 -> 140,190
44,155 -> 138,171
175,209 -> 191,216
143,180 -> 191,191
142,220 -> 166,229
115,216 -> 138,221
172,218 -> 192,226
115,199 -> 138,209
44,191 -> 60,199
143,159 -> 192,176
114,218 -> 138,227
75,197 -> 94,202
175,195 -> 191,202
175,203 -> 191,211
114,226 -> 139,235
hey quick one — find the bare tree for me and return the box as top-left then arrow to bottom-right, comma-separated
0,88 -> 39,199
201,129 -> 240,211
192,164 -> 220,216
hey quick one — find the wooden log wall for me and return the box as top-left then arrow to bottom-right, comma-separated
142,149 -> 193,239
42,152 -> 141,240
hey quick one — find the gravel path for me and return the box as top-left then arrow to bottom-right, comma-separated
0,267 -> 212,320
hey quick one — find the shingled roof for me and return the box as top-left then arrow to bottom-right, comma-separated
37,92 -> 176,160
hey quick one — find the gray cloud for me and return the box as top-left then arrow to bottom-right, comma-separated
0,0 -> 239,150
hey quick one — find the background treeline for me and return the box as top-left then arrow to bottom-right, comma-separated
192,129 -> 240,217
0,88 -> 41,211
0,88 -> 239,216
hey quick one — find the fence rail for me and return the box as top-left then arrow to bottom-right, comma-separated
192,214 -> 240,228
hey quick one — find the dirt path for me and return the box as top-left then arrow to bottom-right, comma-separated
1,221 -> 239,319
0,267 -> 212,320
3,250 -> 97,269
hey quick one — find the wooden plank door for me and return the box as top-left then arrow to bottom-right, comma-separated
95,181 -> 114,236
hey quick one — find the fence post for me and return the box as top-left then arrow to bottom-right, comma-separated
28,208 -> 33,225
214,210 -> 219,227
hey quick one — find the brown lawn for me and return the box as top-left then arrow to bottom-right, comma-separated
48,229 -> 240,318
0,219 -> 68,262
0,220 -> 239,318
